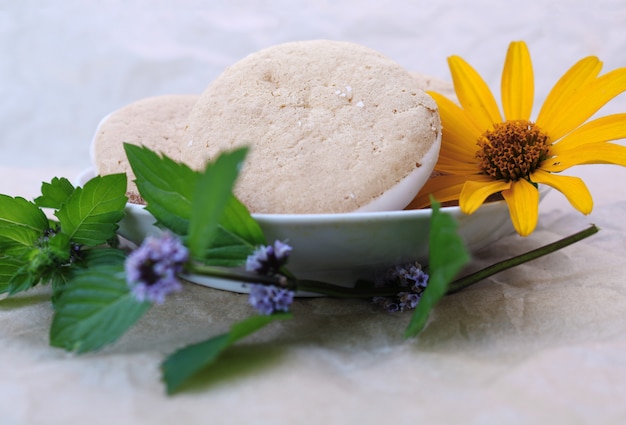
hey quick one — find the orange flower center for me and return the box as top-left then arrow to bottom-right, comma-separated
476,120 -> 551,181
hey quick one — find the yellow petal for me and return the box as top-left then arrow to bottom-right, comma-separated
407,174 -> 491,209
501,179 -> 540,237
428,91 -> 482,163
501,41 -> 534,121
448,55 -> 503,131
542,142 -> 626,172
536,56 -> 602,130
436,158 -> 482,175
552,113 -> 626,152
530,169 -> 593,214
543,67 -> 626,141
459,179 -> 511,214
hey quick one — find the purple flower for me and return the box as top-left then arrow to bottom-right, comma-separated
398,292 -> 421,310
378,262 -> 429,291
373,261 -> 429,313
246,240 -> 292,276
125,232 -> 188,304
245,240 -> 294,314
248,284 -> 294,315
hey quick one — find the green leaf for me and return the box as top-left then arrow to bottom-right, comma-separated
80,247 -> 128,268
187,148 -> 248,259
193,195 -> 265,267
34,177 -> 75,209
124,143 -> 198,235
199,226 -> 258,267
55,174 -> 127,246
404,200 -> 470,338
0,195 -> 49,255
161,313 -> 291,394
0,256 -> 25,294
50,263 -> 151,353
6,266 -> 39,295
220,196 -> 266,246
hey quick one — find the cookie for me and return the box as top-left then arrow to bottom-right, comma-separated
182,40 -> 441,214
92,94 -> 199,199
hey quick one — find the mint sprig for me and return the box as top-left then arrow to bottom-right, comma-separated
0,173 -> 127,296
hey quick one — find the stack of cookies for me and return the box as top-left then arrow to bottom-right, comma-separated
92,40 -> 448,214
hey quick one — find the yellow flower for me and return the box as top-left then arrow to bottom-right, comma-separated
410,41 -> 626,236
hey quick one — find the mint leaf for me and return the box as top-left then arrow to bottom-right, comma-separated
6,266 -> 41,295
195,194 -> 266,266
55,174 -> 127,246
0,256 -> 26,293
221,196 -> 266,246
404,200 -> 470,338
200,226 -> 260,267
161,313 -> 291,394
187,148 -> 248,259
0,195 -> 49,256
81,247 -> 128,268
35,177 -> 75,209
125,143 -> 198,235
50,262 -> 151,353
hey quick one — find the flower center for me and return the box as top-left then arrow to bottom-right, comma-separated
476,120 -> 551,181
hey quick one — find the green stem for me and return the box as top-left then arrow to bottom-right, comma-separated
446,224 -> 599,295
187,225 -> 599,299
186,264 -> 406,297
186,264 -> 287,287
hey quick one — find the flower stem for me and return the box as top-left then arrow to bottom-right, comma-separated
186,264 -> 406,297
187,225 -> 599,299
185,264 -> 286,287
446,224 -> 599,295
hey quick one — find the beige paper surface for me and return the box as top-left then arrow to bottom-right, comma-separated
1,166 -> 626,425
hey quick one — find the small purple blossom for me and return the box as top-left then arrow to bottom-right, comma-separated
245,240 -> 294,314
373,261 -> 429,313
376,262 -> 429,291
246,240 -> 292,276
125,232 -> 188,304
248,284 -> 294,315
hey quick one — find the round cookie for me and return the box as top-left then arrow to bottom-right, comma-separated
182,40 -> 441,214
92,94 -> 199,201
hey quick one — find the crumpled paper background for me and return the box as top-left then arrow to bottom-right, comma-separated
2,1 -> 626,424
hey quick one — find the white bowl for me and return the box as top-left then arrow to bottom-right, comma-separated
120,193 -> 516,293
77,168 -> 517,293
